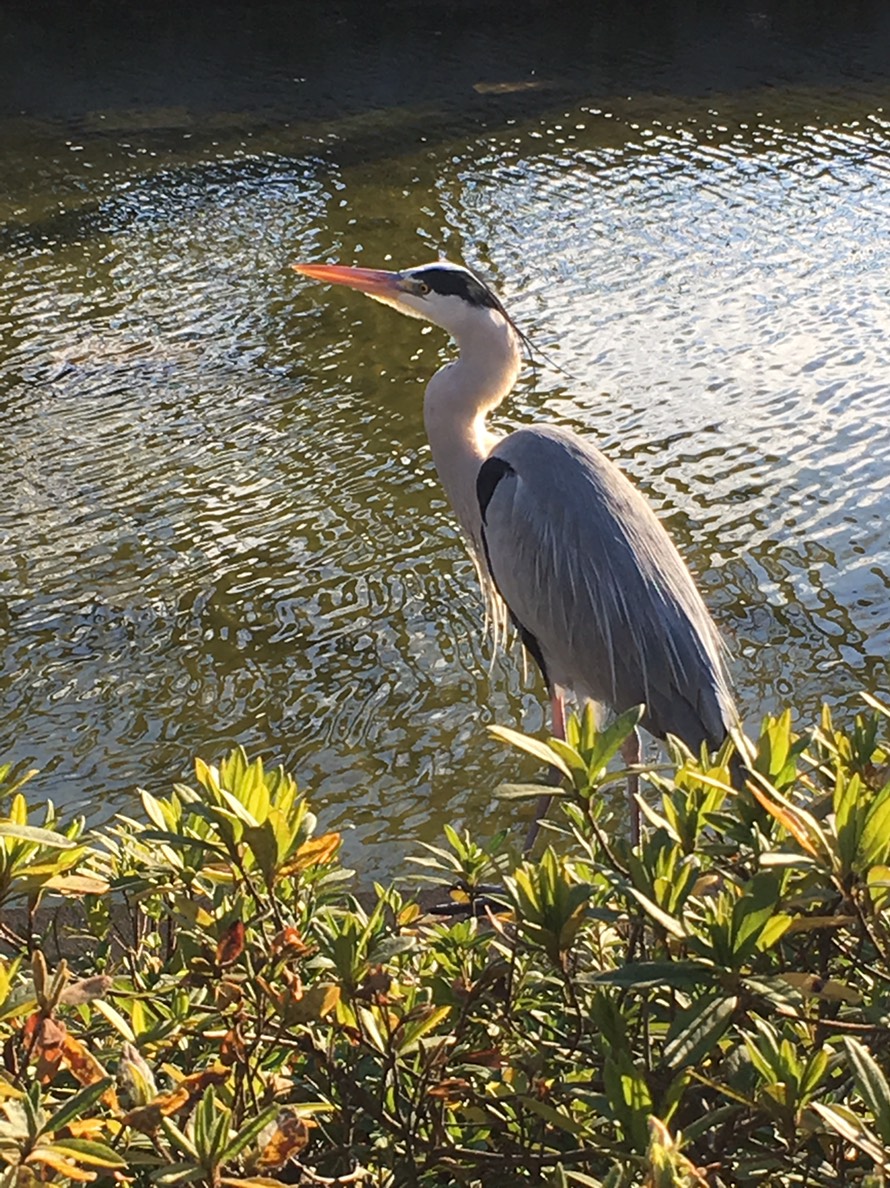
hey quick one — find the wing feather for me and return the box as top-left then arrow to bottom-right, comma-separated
478,425 -> 735,749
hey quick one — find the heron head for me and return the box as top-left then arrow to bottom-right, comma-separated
292,259 -> 517,343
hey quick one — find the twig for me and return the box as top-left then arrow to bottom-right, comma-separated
297,1165 -> 369,1185
0,920 -> 28,951
783,1011 -> 889,1036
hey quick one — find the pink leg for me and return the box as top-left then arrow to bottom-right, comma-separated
524,691 -> 565,853
621,727 -> 641,846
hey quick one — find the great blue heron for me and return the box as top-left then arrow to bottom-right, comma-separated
293,259 -> 738,843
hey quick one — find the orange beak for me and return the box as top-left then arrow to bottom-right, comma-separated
292,261 -> 403,298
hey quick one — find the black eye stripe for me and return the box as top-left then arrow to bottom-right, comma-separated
410,266 -> 501,310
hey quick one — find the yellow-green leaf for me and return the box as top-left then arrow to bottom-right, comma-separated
487,725 -> 573,780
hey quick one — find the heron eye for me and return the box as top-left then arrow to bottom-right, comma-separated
415,281 -> 430,296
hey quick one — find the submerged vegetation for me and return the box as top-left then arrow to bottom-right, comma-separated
0,698 -> 890,1186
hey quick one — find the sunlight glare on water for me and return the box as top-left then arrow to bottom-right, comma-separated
1,1 -> 889,877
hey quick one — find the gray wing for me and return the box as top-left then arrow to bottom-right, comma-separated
476,424 -> 736,750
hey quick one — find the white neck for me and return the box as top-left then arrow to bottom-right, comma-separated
422,310 -> 521,549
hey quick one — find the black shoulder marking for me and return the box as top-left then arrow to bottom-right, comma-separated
413,265 -> 502,311
476,455 -> 514,524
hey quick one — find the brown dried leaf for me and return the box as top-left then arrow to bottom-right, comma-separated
280,833 -> 341,876
60,1033 -> 119,1109
256,1111 -> 312,1169
691,874 -> 723,897
23,1013 -> 67,1084
122,1062 -> 229,1132
59,977 -> 114,1006
270,928 -> 313,959
176,1061 -> 230,1097
122,1092 -> 185,1134
215,980 -> 244,1011
427,1077 -> 471,1103
357,966 -> 391,1002
215,921 -> 245,968
254,975 -> 282,1009
21,1010 -> 46,1044
460,1048 -> 502,1068
220,1028 -> 247,1067
285,983 -> 340,1024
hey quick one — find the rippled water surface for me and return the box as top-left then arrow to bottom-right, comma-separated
2,0 -> 890,876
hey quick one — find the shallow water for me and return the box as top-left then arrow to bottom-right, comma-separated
2,0 -> 889,876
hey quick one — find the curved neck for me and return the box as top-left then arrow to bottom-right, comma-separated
422,312 -> 521,546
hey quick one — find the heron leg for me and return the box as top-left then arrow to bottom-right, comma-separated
524,691 -> 566,853
621,726 -> 642,846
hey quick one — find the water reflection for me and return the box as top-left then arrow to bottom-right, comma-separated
1,0 -> 889,877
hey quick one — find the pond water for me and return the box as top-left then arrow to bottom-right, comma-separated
2,0 -> 889,878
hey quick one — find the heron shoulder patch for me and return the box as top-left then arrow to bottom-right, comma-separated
476,456 -> 515,523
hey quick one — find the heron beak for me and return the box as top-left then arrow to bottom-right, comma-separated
292,262 -> 403,299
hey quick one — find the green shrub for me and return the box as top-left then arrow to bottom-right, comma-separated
0,698 -> 889,1187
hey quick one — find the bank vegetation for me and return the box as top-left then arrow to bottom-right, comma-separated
0,698 -> 889,1186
